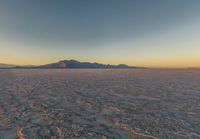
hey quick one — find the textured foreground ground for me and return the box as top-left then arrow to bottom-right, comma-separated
0,69 -> 200,139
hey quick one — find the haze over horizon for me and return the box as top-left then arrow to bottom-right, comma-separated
0,0 -> 200,68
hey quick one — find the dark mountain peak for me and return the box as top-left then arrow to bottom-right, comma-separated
62,59 -> 78,62
39,60 -> 145,69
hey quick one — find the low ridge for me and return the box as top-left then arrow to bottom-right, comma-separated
38,60 -> 144,69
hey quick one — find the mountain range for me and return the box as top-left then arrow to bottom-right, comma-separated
0,60 -> 145,69
38,60 -> 144,69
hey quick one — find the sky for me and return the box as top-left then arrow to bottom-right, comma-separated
0,0 -> 200,68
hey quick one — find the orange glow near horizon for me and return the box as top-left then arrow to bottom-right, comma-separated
1,55 -> 200,68
1,38 -> 200,68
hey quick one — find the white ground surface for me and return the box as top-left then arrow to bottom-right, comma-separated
0,69 -> 200,139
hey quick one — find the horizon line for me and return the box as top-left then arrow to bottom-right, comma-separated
1,59 -> 200,69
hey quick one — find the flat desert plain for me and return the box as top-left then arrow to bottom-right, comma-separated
0,69 -> 200,139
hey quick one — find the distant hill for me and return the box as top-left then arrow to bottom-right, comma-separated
0,64 -> 17,68
38,60 -> 145,69
0,60 -> 146,69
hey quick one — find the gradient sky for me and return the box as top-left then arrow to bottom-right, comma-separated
0,0 -> 200,67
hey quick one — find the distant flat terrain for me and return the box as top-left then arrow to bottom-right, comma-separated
0,69 -> 200,139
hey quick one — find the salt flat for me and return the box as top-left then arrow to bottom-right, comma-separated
0,69 -> 200,139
